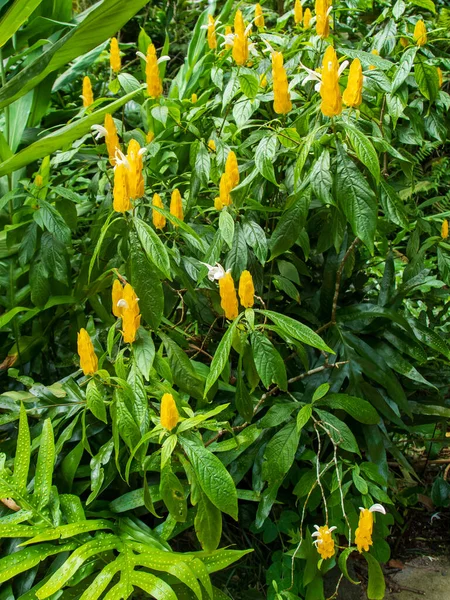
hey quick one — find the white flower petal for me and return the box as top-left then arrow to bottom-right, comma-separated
369,504 -> 386,515
329,526 -> 337,532
157,55 -> 170,64
338,60 -> 349,77
313,524 -> 320,531
117,299 -> 128,308
136,51 -> 147,62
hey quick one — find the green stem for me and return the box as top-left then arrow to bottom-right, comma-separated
0,48 -> 13,216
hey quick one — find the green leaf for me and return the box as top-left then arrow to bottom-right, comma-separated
257,310 -> 334,353
251,331 -> 287,391
343,122 -> 380,183
269,191 -> 310,259
391,47 -> 417,94
297,404 -> 312,432
242,220 -> 268,265
12,403 -> 30,494
409,0 -> 435,13
255,135 -> 278,184
204,316 -> 242,397
20,519 -> 113,546
219,210 -> 234,249
133,328 -> 156,381
414,55 -> 439,102
262,421 -> 300,484
380,180 -> 409,228
34,419 -> 55,509
160,334 -> 205,402
236,355 -> 254,422
0,0 -> 150,111
364,552 -> 385,600
312,384 -> 330,402
132,571 -> 177,600
0,89 -> 143,177
317,394 -> 380,424
239,72 -> 259,99
335,142 -> 377,253
338,548 -> 360,585
195,492 -> 222,553
0,0 -> 45,49
225,222 -> 247,280
134,217 -> 171,280
314,410 -> 361,455
160,466 -> 187,523
86,380 -> 107,424
179,434 -> 238,520
130,231 -> 164,331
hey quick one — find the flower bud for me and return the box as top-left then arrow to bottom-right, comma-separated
414,19 -> 427,46
146,43 -> 163,98
113,163 -> 131,212
207,14 -> 217,49
342,58 -> 363,108
232,10 -> 249,66
255,4 -> 264,29
152,193 -> 166,229
442,219 -> 449,239
121,284 -> 141,344
272,51 -> 292,115
110,37 -> 121,73
112,279 -> 124,317
104,114 -> 120,166
77,328 -> 98,375
315,0 -> 330,39
294,0 -> 303,24
160,393 -> 179,430
225,150 -> 239,189
170,188 -> 184,222
219,272 -> 239,320
320,46 -> 342,117
239,270 -> 255,308
82,76 -> 93,107
303,8 -> 312,28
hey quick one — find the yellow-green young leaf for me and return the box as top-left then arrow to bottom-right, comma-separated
194,492 -> 222,553
204,315 -> 242,397
180,434 -> 238,520
364,552 -> 386,600
12,403 -> 30,493
34,419 -> 55,510
200,548 -> 253,574
409,0 -> 435,14
188,557 -> 213,598
0,89 -> 143,177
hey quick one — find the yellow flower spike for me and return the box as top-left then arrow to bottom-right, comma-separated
303,7 -> 312,28
355,504 -> 386,553
152,193 -> 166,230
160,393 -> 179,431
104,114 -> 120,166
146,130 -> 155,143
232,10 -> 249,66
414,19 -> 427,46
219,173 -> 232,206
113,163 -> 131,213
272,51 -> 292,115
207,14 -> 217,49
170,188 -> 184,222
369,48 -> 379,70
315,0 -> 330,39
260,73 -> 267,88
214,196 -> 223,210
400,36 -> 409,48
255,4 -> 264,29
342,58 -> 363,108
77,328 -> 98,375
225,25 -> 233,50
112,279 -> 124,317
208,139 -> 216,151
442,219 -> 449,239
126,139 -> 145,200
121,283 -> 141,344
219,272 -> 239,320
312,525 -> 337,560
82,76 -> 93,107
191,93 -> 198,103
320,46 -> 342,117
437,67 -> 443,88
110,37 -> 121,73
34,174 -> 43,188
146,43 -> 163,98
294,0 -> 303,24
225,150 -> 239,189
238,270 -> 255,308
